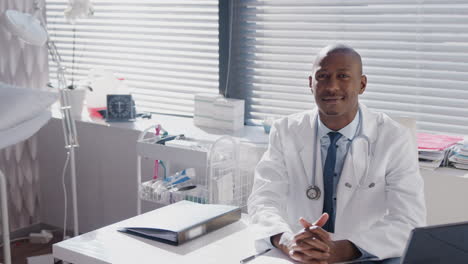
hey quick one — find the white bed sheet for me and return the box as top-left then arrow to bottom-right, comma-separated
0,81 -> 57,149
0,110 -> 51,149
0,82 -> 57,132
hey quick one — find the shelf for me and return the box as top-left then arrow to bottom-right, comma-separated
137,141 -> 208,168
139,179 -> 209,205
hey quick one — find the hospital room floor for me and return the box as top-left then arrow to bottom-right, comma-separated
0,233 -> 63,264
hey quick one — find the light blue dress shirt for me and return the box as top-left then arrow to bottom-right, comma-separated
317,110 -> 376,261
317,111 -> 361,223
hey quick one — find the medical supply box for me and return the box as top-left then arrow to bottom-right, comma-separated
194,94 -> 245,131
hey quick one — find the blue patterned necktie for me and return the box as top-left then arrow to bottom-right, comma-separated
322,131 -> 342,233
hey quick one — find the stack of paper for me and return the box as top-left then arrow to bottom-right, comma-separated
417,133 -> 463,170
449,142 -> 468,170
418,150 -> 447,170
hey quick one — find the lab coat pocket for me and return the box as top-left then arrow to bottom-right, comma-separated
353,181 -> 386,222
357,177 -> 384,190
283,145 -> 303,174
355,178 -> 385,207
354,180 -> 383,209
356,165 -> 385,190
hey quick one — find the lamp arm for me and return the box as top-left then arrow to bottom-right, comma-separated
48,35 -> 80,237
47,40 -> 79,149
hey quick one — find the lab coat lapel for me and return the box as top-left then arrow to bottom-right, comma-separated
313,139 -> 324,207
336,139 -> 364,217
336,104 -> 379,218
358,103 -> 379,145
297,110 -> 323,202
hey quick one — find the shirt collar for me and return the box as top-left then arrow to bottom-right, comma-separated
317,109 -> 361,141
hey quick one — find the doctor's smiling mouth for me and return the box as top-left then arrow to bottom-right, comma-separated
322,96 -> 345,104
317,88 -> 357,116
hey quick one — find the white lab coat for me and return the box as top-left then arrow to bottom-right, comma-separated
247,104 -> 426,260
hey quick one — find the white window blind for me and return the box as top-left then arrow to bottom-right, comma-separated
46,0 -> 219,116
233,0 -> 468,135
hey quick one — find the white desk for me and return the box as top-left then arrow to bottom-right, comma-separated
52,211 -> 291,264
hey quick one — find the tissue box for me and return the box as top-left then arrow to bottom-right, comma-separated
212,116 -> 244,131
194,93 -> 220,116
194,115 -> 213,127
213,98 -> 244,121
193,94 -> 245,131
211,98 -> 244,131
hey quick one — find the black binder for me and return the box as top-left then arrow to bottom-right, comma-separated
119,201 -> 241,246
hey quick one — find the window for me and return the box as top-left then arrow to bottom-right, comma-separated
232,0 -> 468,135
46,0 -> 219,116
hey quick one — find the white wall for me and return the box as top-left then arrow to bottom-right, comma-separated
422,168 -> 468,225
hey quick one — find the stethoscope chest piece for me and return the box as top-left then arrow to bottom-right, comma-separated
306,185 -> 321,200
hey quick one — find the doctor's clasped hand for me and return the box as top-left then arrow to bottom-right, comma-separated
273,213 -> 360,264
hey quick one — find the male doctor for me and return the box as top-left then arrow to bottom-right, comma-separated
247,44 -> 426,264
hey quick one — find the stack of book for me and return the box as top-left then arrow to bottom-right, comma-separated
417,133 -> 463,170
449,142 -> 468,170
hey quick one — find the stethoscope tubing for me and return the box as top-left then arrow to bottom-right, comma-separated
305,111 -> 374,200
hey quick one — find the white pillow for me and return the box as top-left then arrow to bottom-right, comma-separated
0,82 -> 58,131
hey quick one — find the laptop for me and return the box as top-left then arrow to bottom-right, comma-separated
338,221 -> 468,264
400,221 -> 468,264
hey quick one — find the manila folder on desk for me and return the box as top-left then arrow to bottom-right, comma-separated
119,200 -> 241,246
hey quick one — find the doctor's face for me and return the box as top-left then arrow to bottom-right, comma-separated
309,51 -> 367,123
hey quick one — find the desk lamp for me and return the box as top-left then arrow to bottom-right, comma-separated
4,0 -> 81,241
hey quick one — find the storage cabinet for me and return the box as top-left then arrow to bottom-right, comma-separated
136,125 -> 260,214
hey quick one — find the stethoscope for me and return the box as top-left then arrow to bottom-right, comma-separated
304,129 -> 323,200
305,112 -> 373,200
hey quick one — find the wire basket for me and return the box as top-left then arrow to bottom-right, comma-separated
207,136 -> 258,211
137,127 -> 262,211
139,179 -> 209,204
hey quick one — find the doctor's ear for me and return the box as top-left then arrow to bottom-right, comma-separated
359,75 -> 367,94
309,76 -> 314,94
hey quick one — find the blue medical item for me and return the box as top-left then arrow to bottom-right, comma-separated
159,160 -> 167,179
163,168 -> 195,187
156,134 -> 185,145
169,175 -> 191,186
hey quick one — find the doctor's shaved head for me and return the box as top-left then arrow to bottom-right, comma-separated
309,43 -> 367,131
312,44 -> 363,74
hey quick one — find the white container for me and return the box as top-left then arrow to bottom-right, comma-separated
115,78 -> 130,94
212,116 -> 244,131
212,98 -> 244,131
86,68 -> 121,113
212,98 -> 244,121
194,93 -> 220,116
193,94 -> 244,131
68,89 -> 86,118
194,115 -> 213,127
